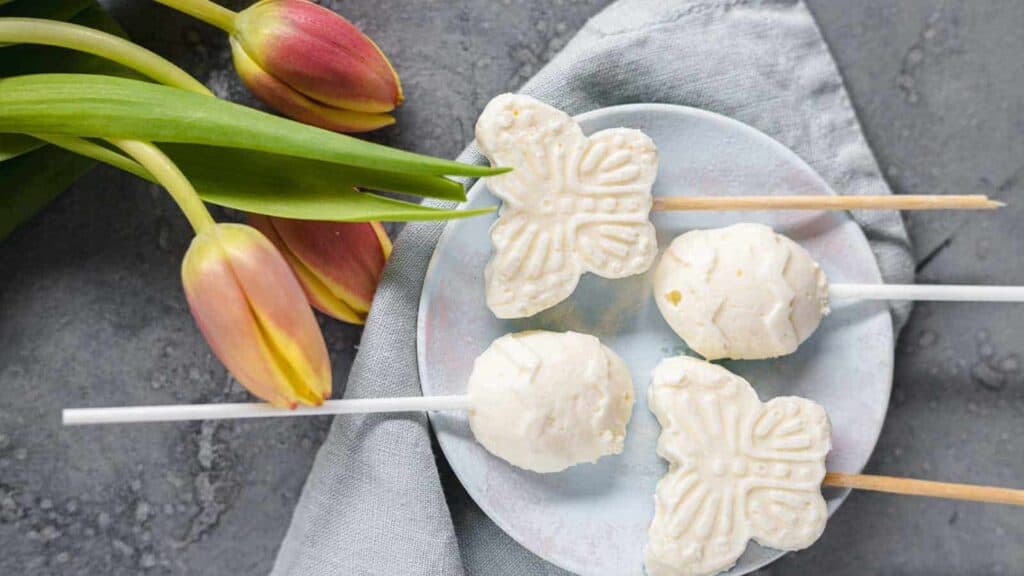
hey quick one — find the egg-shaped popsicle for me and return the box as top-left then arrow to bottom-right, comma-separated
655,223 -> 1024,360
654,223 -> 829,360
467,330 -> 635,473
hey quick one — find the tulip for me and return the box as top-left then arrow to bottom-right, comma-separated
248,215 -> 392,325
108,140 -> 332,407
182,223 -> 332,407
233,0 -> 403,132
155,0 -> 402,132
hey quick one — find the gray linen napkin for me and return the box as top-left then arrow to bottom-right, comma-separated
272,1 -> 914,574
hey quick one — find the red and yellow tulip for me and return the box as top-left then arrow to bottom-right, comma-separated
249,215 -> 391,325
231,0 -> 403,132
182,223 -> 332,407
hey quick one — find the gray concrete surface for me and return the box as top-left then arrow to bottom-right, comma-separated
0,0 -> 1021,574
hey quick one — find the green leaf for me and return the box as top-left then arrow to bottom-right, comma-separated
164,144 -> 468,203
0,74 -> 504,179
200,185 -> 491,222
165,144 -> 482,221
38,137 -> 478,221
0,133 -> 43,161
0,144 -> 95,239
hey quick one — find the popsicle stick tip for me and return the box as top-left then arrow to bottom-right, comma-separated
824,472 -> 1024,507
971,197 -> 1005,209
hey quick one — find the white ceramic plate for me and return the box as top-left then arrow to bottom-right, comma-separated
418,104 -> 893,576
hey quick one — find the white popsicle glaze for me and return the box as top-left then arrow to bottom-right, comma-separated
646,357 -> 830,576
653,223 -> 829,360
467,330 -> 635,473
476,94 -> 659,319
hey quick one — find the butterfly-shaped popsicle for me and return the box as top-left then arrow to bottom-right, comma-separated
646,356 -> 831,576
475,94 -> 659,318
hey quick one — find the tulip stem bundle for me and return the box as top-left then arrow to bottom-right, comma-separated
0,18 -> 222,228
0,18 -> 212,95
152,0 -> 238,33
0,19 -> 216,232
0,18 -> 497,223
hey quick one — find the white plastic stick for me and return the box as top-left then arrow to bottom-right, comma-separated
62,395 -> 471,426
830,283 -> 1024,302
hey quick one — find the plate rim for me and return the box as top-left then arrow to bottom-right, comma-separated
416,102 -> 894,575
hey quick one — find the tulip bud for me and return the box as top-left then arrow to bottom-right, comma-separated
248,215 -> 391,325
231,0 -> 403,133
181,223 -> 331,407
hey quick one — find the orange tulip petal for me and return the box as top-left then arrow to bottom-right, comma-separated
250,214 -> 365,325
268,217 -> 389,314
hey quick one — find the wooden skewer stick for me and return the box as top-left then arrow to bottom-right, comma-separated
652,194 -> 1003,212
823,472 -> 1024,506
63,398 -> 1024,507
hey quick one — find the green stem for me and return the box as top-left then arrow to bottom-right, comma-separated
151,0 -> 237,34
32,134 -> 153,181
110,139 -> 216,234
0,18 -> 211,96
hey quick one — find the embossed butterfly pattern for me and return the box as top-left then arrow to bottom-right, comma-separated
475,94 -> 659,318
646,357 -> 831,576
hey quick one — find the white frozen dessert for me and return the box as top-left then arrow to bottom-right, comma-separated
653,223 -> 830,360
645,356 -> 831,576
467,330 -> 635,473
475,93 -> 659,319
